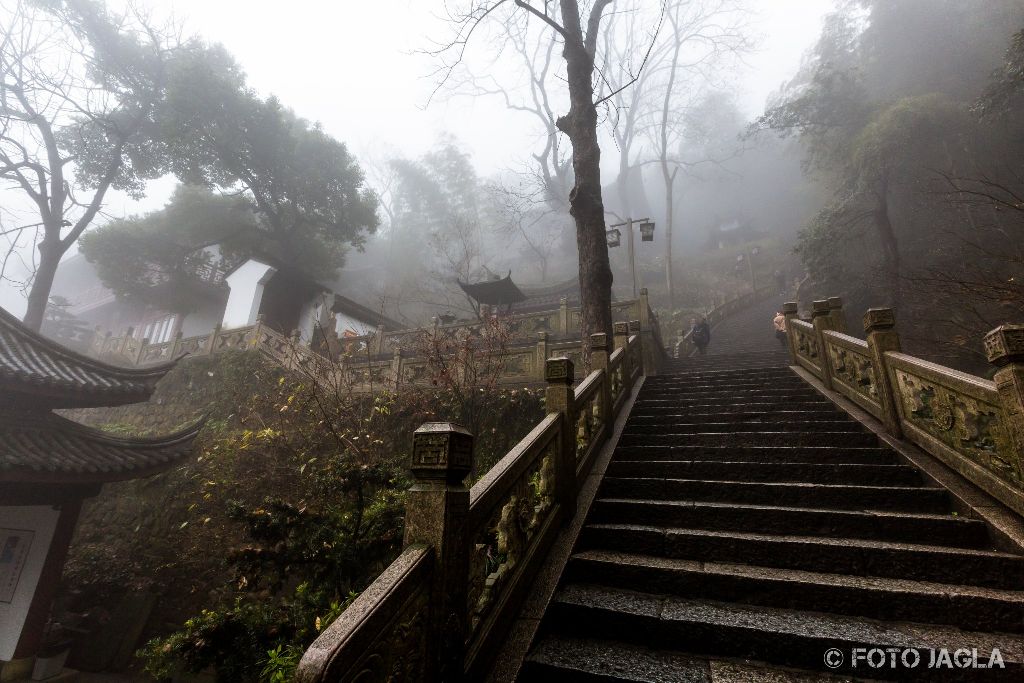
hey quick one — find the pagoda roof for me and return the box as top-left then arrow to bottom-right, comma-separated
1,306 -> 175,408
0,409 -> 201,484
457,273 -> 527,306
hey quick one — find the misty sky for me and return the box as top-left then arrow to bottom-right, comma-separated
0,0 -> 834,315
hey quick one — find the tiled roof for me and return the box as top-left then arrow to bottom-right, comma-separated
0,410 -> 201,484
0,306 -> 175,407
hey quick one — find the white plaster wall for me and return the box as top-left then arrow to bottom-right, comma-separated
222,260 -> 276,330
335,311 -> 375,337
0,506 -> 60,661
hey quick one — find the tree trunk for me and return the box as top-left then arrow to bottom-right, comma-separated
874,179 -> 901,309
557,1 -> 614,368
23,238 -> 63,333
663,167 -> 678,310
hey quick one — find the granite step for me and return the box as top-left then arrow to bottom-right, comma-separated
589,499 -> 988,548
617,431 -> 881,448
577,524 -> 1024,590
605,460 -> 923,486
598,478 -> 948,513
623,420 -> 862,434
611,445 -> 897,465
564,550 -> 1024,633
627,410 -> 848,423
542,584 -> 1022,679
522,635 -> 879,682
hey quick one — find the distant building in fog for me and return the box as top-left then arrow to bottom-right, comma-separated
48,250 -> 399,351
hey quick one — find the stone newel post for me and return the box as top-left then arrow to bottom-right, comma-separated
404,423 -> 472,681
536,332 -> 550,382
984,324 -> 1024,483
590,333 -> 613,442
811,300 -> 836,390
864,308 -> 903,438
558,297 -> 569,335
546,357 -> 577,520
613,322 -> 632,390
782,302 -> 800,366
828,297 -> 848,334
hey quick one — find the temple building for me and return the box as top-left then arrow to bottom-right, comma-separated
0,306 -> 200,680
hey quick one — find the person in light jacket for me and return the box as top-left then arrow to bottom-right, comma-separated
773,311 -> 787,346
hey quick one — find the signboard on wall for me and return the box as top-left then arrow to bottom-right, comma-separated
0,507 -> 59,662
0,529 -> 34,603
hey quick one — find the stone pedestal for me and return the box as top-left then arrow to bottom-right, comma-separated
811,300 -> 836,390
984,324 -> 1024,485
864,308 -> 903,438
546,358 -> 577,519
404,423 -> 472,682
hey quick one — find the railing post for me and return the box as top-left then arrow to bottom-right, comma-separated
134,337 -> 149,365
811,300 -> 836,390
119,327 -> 134,357
638,288 -> 651,329
536,332 -> 549,381
170,330 -> 183,358
828,296 -> 848,334
391,347 -> 403,389
614,325 -> 630,395
248,314 -> 265,349
984,324 -> 1024,481
546,357 -> 577,520
405,423 -> 472,682
372,324 -> 385,355
590,333 -> 613,441
558,297 -> 569,335
629,320 -> 646,376
782,302 -> 800,366
206,323 -> 222,356
864,308 -> 903,438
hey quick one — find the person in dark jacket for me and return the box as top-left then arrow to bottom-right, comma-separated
690,317 -> 711,356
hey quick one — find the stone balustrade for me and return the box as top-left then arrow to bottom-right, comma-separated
294,332 -> 646,682
87,293 -> 667,387
786,298 -> 1024,516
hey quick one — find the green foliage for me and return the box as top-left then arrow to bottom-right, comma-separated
134,351 -> 544,681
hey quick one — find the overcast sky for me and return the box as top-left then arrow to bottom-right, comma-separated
0,0 -> 834,315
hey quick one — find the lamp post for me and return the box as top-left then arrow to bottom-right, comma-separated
607,217 -> 655,298
735,246 -> 760,291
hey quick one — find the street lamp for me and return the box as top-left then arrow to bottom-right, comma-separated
639,220 -> 655,242
607,217 -> 655,298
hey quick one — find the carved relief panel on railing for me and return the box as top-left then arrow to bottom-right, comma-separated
467,420 -> 558,639
574,374 -> 605,467
823,334 -> 882,415
790,320 -> 821,375
891,360 -> 1020,488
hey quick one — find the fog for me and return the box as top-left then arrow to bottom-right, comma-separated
0,0 -> 830,315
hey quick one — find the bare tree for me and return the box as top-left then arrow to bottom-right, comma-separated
430,0 -> 662,363
0,0 -> 178,330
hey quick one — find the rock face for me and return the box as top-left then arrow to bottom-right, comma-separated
519,301 -> 1024,681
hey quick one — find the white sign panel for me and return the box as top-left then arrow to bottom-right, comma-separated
0,507 -> 60,661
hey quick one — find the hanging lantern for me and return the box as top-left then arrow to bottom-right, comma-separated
606,228 -> 621,248
639,220 -> 655,242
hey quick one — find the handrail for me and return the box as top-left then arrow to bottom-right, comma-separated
297,325 -> 648,682
783,299 -> 1024,518
296,544 -> 433,682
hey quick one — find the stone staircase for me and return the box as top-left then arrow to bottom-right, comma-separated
517,300 -> 1024,681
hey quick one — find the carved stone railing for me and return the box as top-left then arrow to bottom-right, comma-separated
784,298 -> 1024,516
87,292 -> 666,381
295,330 -> 646,682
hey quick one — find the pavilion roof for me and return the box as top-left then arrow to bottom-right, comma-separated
457,273 -> 527,306
0,409 -> 201,484
0,306 -> 175,408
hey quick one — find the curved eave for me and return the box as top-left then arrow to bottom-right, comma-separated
1,306 -> 178,405
0,413 -> 204,485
